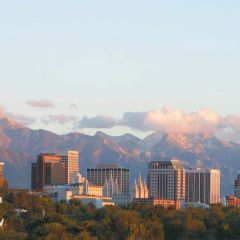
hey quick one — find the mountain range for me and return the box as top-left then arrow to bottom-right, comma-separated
1,114 -> 240,196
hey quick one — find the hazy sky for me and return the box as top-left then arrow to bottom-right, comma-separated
0,0 -> 240,136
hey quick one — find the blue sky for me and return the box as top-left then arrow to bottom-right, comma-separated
0,0 -> 240,136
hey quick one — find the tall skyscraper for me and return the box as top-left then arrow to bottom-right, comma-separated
31,151 -> 80,191
234,174 -> 240,198
185,169 -> 221,205
87,164 -> 130,194
61,151 -> 79,184
147,158 -> 185,200
31,162 -> 37,190
51,161 -> 66,185
31,153 -> 62,192
0,162 -> 5,188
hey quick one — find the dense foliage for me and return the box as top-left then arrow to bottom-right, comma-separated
1,187 -> 240,239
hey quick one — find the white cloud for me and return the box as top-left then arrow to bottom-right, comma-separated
119,107 -> 220,133
75,107 -> 221,134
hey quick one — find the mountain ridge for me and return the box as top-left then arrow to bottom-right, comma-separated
0,114 -> 240,195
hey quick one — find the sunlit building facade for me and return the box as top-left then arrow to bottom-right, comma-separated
147,158 -> 185,201
132,175 -> 149,200
0,163 -> 5,188
61,151 -> 79,184
185,169 -> 221,205
31,153 -> 62,192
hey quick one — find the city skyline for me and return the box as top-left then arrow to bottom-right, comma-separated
1,1 -> 240,238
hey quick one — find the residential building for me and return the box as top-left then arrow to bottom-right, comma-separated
185,169 -> 221,205
147,158 -> 185,201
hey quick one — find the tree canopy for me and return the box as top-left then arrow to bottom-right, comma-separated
0,188 -> 240,239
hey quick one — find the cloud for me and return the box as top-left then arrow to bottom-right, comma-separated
119,112 -> 149,130
120,107 -> 220,133
220,115 -> 240,131
75,107 -> 222,134
26,99 -> 55,108
42,114 -> 77,125
0,106 -> 35,126
76,115 -> 117,129
6,113 -> 36,126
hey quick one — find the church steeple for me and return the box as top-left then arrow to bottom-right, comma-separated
131,175 -> 149,200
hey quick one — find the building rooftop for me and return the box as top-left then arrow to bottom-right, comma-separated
96,164 -> 120,168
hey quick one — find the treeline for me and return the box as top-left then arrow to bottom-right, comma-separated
0,189 -> 240,239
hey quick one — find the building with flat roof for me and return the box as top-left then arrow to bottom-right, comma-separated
133,197 -> 181,210
147,158 -> 185,201
72,195 -> 115,208
0,163 -> 4,188
226,195 -> 240,207
51,161 -> 66,185
87,164 -> 130,194
185,168 -> 220,205
61,151 -> 79,184
31,153 -> 62,192
31,151 -> 80,192
234,174 -> 240,198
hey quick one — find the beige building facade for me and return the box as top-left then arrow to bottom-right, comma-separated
147,159 -> 185,200
185,169 -> 220,205
61,151 -> 79,184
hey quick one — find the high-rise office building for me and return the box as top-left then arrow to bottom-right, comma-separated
0,162 -> 5,188
31,162 -> 37,190
87,164 -> 130,194
51,161 -> 66,185
147,158 -> 185,200
61,151 -> 79,184
234,174 -> 240,198
31,153 -> 62,192
185,169 -> 220,205
31,151 -> 80,192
